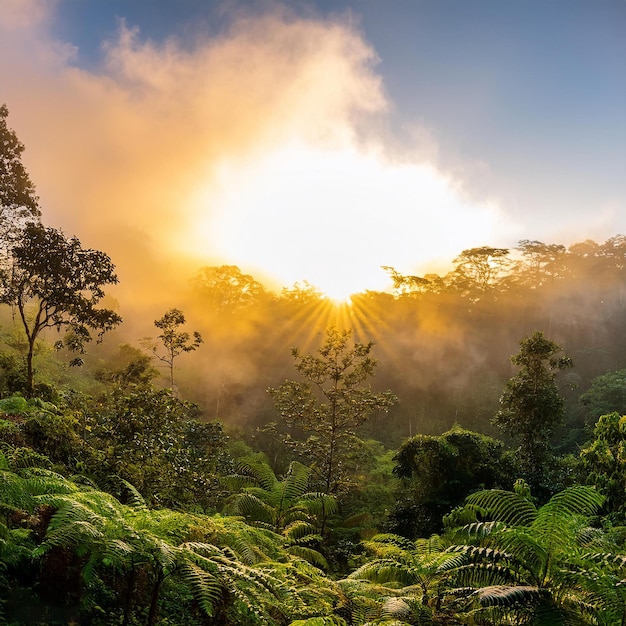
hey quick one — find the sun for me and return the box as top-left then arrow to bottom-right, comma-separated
185,140 -> 506,298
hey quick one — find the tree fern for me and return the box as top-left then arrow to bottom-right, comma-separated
465,488 -> 538,526
225,458 -> 336,568
444,485 -> 618,623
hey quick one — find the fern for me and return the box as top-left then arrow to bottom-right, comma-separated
465,488 -> 537,526
288,545 -> 329,570
178,561 -> 222,617
474,584 -> 546,606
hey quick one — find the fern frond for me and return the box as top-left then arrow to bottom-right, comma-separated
297,493 -> 338,517
179,560 -> 222,617
33,519 -> 104,556
284,520 -> 316,542
282,462 -> 312,501
451,563 -> 517,589
543,485 -> 604,518
474,584 -> 547,607
236,457 -> 278,492
350,559 -> 416,586
465,489 -> 537,526
287,545 -> 329,569
41,497 -> 107,531
116,477 -> 148,510
381,596 -> 412,619
0,470 -> 34,509
226,492 -> 276,526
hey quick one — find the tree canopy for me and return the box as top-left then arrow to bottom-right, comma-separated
492,331 -> 572,496
269,327 -> 397,495
0,104 -> 40,245
0,222 -> 121,396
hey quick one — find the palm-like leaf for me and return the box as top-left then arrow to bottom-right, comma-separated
465,488 -> 538,526
225,458 -> 336,568
348,532 -> 458,620
444,485 -> 619,623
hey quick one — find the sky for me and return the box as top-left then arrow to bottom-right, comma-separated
1,0 -> 624,302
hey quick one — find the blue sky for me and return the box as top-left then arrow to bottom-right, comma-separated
1,0 -> 624,298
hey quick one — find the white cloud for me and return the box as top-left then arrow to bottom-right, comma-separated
0,2 -> 514,303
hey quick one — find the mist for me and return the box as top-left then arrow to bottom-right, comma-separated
0,2 -> 519,314
1,2 -> 624,448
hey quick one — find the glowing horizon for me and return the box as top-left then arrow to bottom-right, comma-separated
185,141 -> 508,302
1,2 -> 623,312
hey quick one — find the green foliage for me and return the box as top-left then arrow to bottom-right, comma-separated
0,462 -> 355,625
0,395 -> 84,472
150,308 -> 202,390
443,484 -> 619,623
580,411 -> 626,523
389,425 -> 516,538
83,387 -> 228,509
94,343 -> 158,391
349,533 -> 457,611
269,327 -> 397,495
580,369 -> 626,422
493,331 -> 573,496
0,222 -> 122,396
225,456 -> 336,568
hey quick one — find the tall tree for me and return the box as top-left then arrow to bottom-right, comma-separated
445,485 -> 613,624
0,104 -> 41,246
0,223 -> 121,396
390,426 -> 516,538
268,327 -> 397,495
451,246 -> 511,299
515,239 -> 567,288
579,411 -> 626,524
150,308 -> 202,391
192,265 -> 268,312
492,331 -> 572,495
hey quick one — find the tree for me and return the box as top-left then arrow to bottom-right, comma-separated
444,484 -> 617,624
192,265 -> 268,312
84,387 -> 225,510
580,369 -> 626,422
0,104 -> 41,247
151,308 -> 202,391
0,223 -> 122,396
268,327 -> 397,496
389,426 -> 516,538
492,331 -> 572,496
95,343 -> 159,391
516,240 -> 567,289
579,411 -> 626,524
451,246 -> 511,299
382,266 -> 432,297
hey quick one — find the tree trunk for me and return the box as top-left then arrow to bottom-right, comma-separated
26,335 -> 35,397
146,572 -> 163,626
122,567 -> 136,626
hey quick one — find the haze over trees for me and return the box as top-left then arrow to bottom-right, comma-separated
1,103 -> 626,624
0,223 -> 121,396
0,104 -> 41,246
148,308 -> 203,392
269,327 -> 397,495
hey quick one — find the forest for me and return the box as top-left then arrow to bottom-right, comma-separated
1,102 -> 626,625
